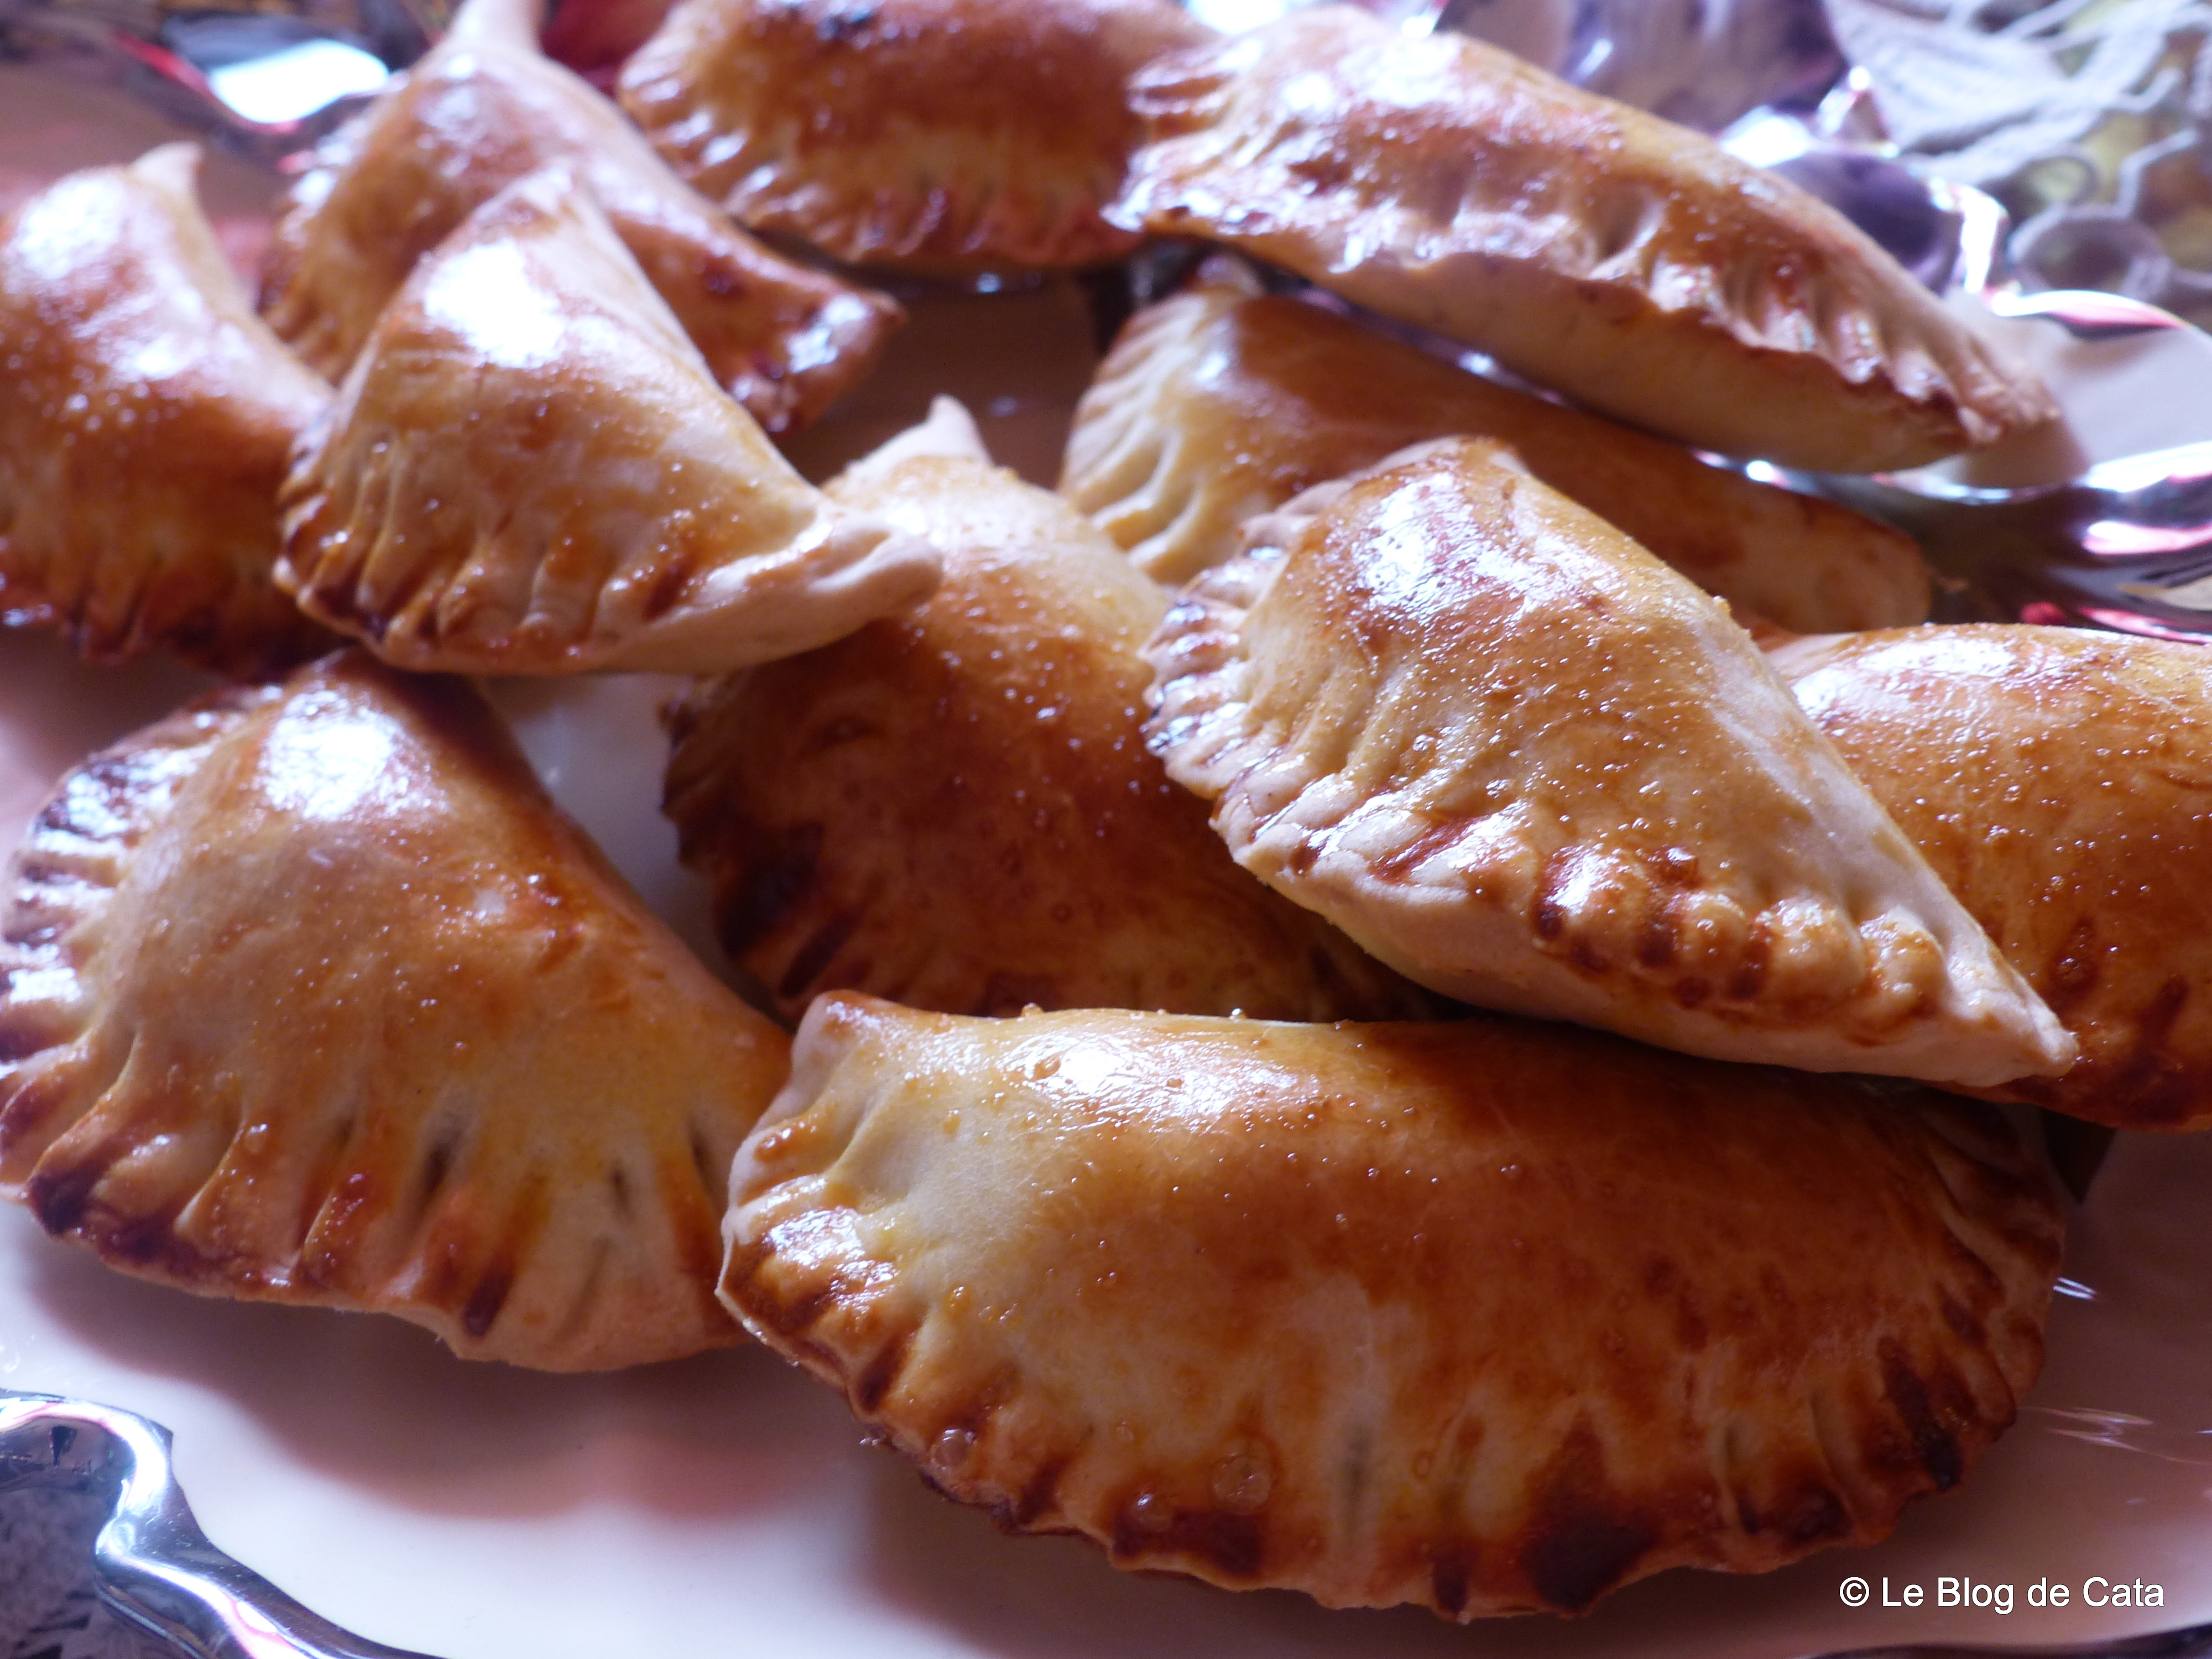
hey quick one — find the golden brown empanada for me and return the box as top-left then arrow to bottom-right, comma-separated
664,408 -> 1426,1022
0,650 -> 789,1370
279,170 -> 940,676
0,144 -> 335,676
260,0 -> 896,432
1146,438 -> 2074,1086
1113,8 -> 2053,472
1777,625 -> 2212,1131
1062,260 -> 1932,628
726,994 -> 2063,1618
617,0 -> 1213,272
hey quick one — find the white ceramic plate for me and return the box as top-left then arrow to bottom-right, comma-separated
7,63 -> 2212,1659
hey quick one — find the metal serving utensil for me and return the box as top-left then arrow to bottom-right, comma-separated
0,1391 -> 432,1659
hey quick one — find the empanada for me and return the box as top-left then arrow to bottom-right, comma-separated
279,170 -> 940,676
0,145 -> 334,676
260,0 -> 896,432
1777,625 -> 2212,1131
1062,260 -> 1932,628
726,995 -> 2063,1618
1113,7 -> 2053,472
1145,438 -> 2073,1087
666,408 -> 1426,1021
617,0 -> 1212,272
0,651 -> 789,1370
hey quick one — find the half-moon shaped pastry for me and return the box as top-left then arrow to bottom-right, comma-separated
1145,438 -> 2074,1086
0,650 -> 789,1370
1113,8 -> 2054,472
0,145 -> 335,676
726,995 -> 2063,1618
666,409 -> 1426,1022
279,170 -> 940,676
617,0 -> 1213,272
1062,260 -> 1932,628
260,0 -> 897,433
1777,625 -> 2212,1131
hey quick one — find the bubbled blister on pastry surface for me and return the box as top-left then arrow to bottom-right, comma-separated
0,651 -> 790,1370
1144,437 -> 2074,1087
1058,258 -> 1932,630
615,0 -> 1214,272
1112,7 -> 2054,473
664,403 -> 1429,1022
1776,624 -> 2212,1131
278,168 -> 940,676
0,144 -> 338,676
259,0 -> 898,432
722,995 -> 2064,1619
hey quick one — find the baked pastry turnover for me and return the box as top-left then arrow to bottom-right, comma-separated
1062,259 -> 1932,628
1145,438 -> 2074,1086
666,404 -> 1425,1021
617,0 -> 1213,272
0,651 -> 789,1370
0,145 -> 334,676
1778,625 -> 2212,1131
260,0 -> 896,432
1114,7 -> 2054,472
725,995 -> 2063,1618
279,170 -> 940,676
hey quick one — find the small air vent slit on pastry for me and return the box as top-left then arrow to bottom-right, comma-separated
719,995 -> 2064,1619
1142,437 -> 2075,1087
616,0 -> 1217,273
1774,624 -> 2212,1131
664,404 -> 1429,1024
258,0 -> 898,432
0,144 -> 337,676
1110,6 -> 2054,472
0,650 -> 791,1371
1059,257 -> 1933,630
278,169 -> 941,676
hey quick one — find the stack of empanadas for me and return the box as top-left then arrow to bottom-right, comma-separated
8,0 -> 2204,1631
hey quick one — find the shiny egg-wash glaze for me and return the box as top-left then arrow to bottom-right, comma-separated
724,995 -> 2063,1619
666,434 -> 1427,1022
0,145 -> 337,676
1777,625 -> 2212,1130
0,652 -> 790,1370
260,0 -> 898,433
1114,6 -> 2054,472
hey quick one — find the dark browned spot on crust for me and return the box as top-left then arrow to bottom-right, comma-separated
27,1156 -> 107,1236
779,907 -> 861,1002
1110,1502 -> 1267,1580
853,1328 -> 914,1413
643,547 -> 698,622
721,822 -> 824,951
1728,924 -> 1771,1001
461,1260 -> 514,1338
1746,1481 -> 1851,1546
1009,1458 -> 1070,1528
2042,915 -> 2101,1013
1430,1543 -> 1478,1618
1373,818 -> 1461,884
1673,976 -> 1710,1009
1636,915 -> 1676,969
1879,1339 -> 1964,1490
1519,1423 -> 1658,1613
1940,1293 -> 1985,1346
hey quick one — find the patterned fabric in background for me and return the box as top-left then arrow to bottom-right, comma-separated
1829,0 -> 2212,320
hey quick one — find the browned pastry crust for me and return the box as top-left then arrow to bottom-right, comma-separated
0,145 -> 336,676
726,995 -> 2064,1618
1777,624 -> 2212,1131
0,650 -> 789,1370
617,0 -> 1213,272
279,169 -> 940,676
1113,7 -> 2054,472
1144,437 -> 2074,1086
1061,259 -> 1932,627
260,0 -> 897,432
665,412 -> 1427,1021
